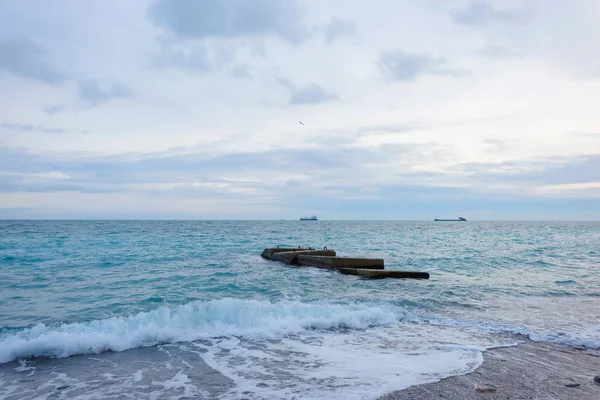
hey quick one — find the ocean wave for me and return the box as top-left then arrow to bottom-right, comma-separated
0,298 -> 399,364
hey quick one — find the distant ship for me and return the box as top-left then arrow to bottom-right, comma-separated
300,215 -> 318,221
434,217 -> 467,221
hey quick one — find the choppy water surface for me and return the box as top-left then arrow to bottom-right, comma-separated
0,221 -> 598,399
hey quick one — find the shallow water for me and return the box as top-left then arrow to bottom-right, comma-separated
0,221 -> 598,399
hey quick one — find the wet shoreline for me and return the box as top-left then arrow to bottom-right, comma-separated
378,337 -> 600,400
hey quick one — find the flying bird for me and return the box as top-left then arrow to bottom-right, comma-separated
299,120 -> 304,125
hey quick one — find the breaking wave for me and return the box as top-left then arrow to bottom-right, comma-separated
0,298 -> 399,363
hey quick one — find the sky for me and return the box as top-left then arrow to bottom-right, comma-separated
0,0 -> 599,220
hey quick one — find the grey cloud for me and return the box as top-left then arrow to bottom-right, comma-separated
0,123 -> 35,132
149,0 -> 315,78
41,128 -> 68,134
289,84 -> 338,105
452,1 -> 522,26
0,123 -> 87,134
154,42 -> 251,78
45,104 -> 69,115
149,0 -> 310,44
535,156 -> 600,185
483,138 -> 510,153
1,147 -> 598,216
275,77 -> 339,106
229,64 -> 253,79
77,80 -> 134,108
155,42 -> 229,72
378,50 -> 462,82
0,143 -> 430,195
389,155 -> 600,200
40,128 -> 89,134
0,174 -> 110,194
394,170 -> 444,180
448,155 -> 600,186
307,134 -> 356,148
274,76 -> 296,91
0,38 -> 69,85
323,18 -> 357,44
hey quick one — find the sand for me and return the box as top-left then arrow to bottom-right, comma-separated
379,338 -> 600,400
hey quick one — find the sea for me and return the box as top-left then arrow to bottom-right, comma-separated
0,220 -> 598,399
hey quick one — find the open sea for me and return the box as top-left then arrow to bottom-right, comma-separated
0,220 -> 598,399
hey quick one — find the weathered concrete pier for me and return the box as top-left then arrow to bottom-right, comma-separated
261,247 -> 313,259
297,255 -> 384,269
261,247 -> 429,279
272,249 -> 337,264
337,268 -> 429,279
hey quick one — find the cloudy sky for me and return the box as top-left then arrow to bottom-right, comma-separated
0,0 -> 599,219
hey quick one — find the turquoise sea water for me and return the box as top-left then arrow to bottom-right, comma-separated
0,220 -> 599,399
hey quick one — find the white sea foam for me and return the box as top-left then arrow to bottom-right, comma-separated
0,298 -> 399,364
408,314 -> 600,350
188,325 -> 492,400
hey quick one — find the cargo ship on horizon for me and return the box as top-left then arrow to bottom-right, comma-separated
300,216 -> 318,221
434,217 -> 467,221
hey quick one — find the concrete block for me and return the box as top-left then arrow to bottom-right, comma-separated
337,268 -> 430,279
271,249 -> 337,264
296,256 -> 384,269
261,247 -> 313,259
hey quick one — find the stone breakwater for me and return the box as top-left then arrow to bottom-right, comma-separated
261,247 -> 430,279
